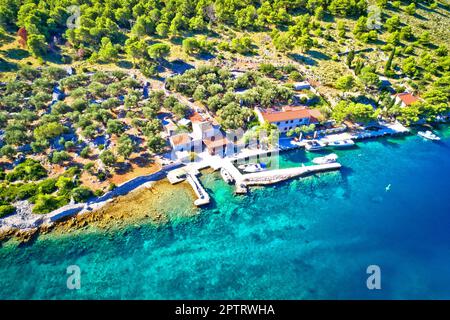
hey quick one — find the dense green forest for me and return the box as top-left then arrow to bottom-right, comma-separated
0,1 -> 448,80
1,1 -> 448,93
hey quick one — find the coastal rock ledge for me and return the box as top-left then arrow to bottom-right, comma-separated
0,201 -> 87,243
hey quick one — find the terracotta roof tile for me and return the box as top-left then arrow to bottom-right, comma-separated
189,112 -> 205,123
260,107 -> 313,123
397,92 -> 419,106
170,133 -> 191,146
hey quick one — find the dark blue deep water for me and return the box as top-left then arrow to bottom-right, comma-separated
1,127 -> 450,299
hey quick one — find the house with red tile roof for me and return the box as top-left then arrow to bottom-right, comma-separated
169,133 -> 193,152
189,112 -> 206,124
394,92 -> 420,108
255,106 -> 323,133
168,117 -> 235,158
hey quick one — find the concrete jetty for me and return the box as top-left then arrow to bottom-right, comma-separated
167,167 -> 210,206
241,162 -> 341,186
217,159 -> 341,192
186,173 -> 210,206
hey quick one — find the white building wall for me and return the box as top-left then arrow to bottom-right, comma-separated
192,121 -> 215,140
271,118 -> 311,132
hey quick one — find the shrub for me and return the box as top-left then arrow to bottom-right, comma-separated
38,178 -> 57,194
34,122 -> 65,141
93,189 -> 104,197
80,146 -> 90,158
50,151 -> 71,164
84,162 -> 95,172
16,183 -> 38,200
108,183 -> 117,191
6,159 -> 47,182
71,187 -> 93,203
0,204 -> 15,218
56,176 -> 75,195
32,195 -> 68,214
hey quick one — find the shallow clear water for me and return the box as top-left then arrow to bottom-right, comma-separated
1,127 -> 450,299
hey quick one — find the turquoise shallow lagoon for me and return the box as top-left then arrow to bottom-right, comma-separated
1,127 -> 450,299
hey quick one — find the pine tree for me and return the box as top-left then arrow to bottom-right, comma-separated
347,50 -> 355,68
385,47 -> 396,74
354,59 -> 364,75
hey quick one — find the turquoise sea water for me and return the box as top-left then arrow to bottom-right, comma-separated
1,127 -> 450,299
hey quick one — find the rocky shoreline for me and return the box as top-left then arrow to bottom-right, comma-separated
0,163 -> 186,244
0,176 -> 197,245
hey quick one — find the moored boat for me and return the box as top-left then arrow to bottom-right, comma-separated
305,140 -> 327,151
327,139 -> 355,148
238,163 -> 267,173
220,168 -> 234,184
418,130 -> 440,141
312,153 -> 338,165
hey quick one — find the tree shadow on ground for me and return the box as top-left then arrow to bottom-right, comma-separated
308,50 -> 331,61
437,2 -> 450,13
322,13 -> 335,23
114,161 -> 132,175
196,52 -> 216,61
287,53 -> 317,66
116,60 -> 133,69
0,31 -> 15,43
417,2 -> 448,17
43,49 -> 67,64
412,12 -> 429,21
4,48 -> 29,60
165,59 -> 194,74
169,37 -> 183,45
422,43 -> 438,50
0,57 -> 18,72
130,153 -> 155,168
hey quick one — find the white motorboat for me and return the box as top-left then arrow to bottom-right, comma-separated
418,130 -> 440,141
305,140 -> 327,151
238,163 -> 267,173
220,168 -> 234,184
327,139 -> 355,148
312,153 -> 338,165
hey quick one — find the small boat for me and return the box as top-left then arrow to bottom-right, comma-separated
220,168 -> 234,184
238,163 -> 267,173
327,139 -> 355,148
418,130 -> 440,141
312,153 -> 338,165
305,140 -> 326,151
